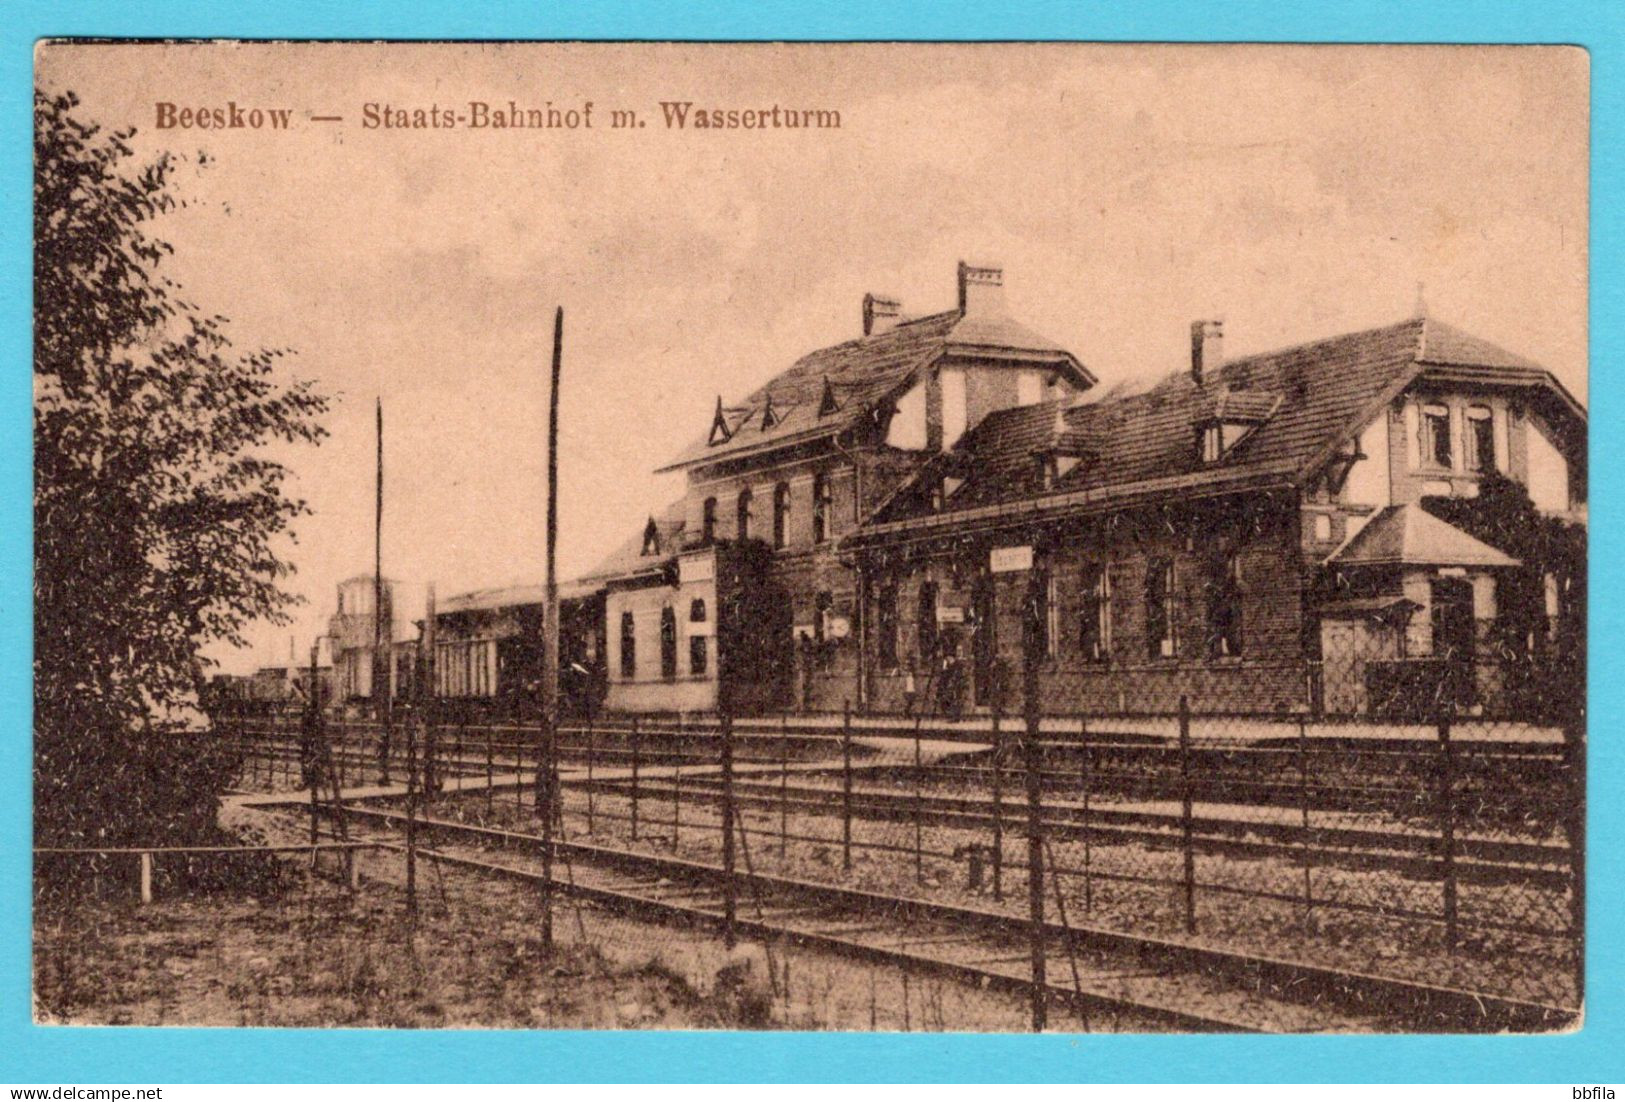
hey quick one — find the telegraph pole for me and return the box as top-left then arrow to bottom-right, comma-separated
540,306 -> 562,945
374,398 -> 391,784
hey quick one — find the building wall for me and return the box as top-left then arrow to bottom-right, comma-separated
604,561 -> 720,715
862,498 -> 1309,716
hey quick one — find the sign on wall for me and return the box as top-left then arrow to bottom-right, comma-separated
678,555 -> 715,584
989,545 -> 1033,573
937,606 -> 966,624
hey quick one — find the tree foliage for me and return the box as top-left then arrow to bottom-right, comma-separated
34,91 -> 328,845
1421,472 -> 1586,721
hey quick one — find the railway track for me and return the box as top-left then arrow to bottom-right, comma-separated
233,736 -> 1570,893
298,798 -> 1573,1034
582,772 -> 1570,890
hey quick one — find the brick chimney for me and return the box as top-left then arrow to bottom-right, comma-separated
863,293 -> 903,336
957,261 -> 1005,316
1190,320 -> 1224,384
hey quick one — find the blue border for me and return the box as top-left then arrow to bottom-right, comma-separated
3,0 -> 1621,1084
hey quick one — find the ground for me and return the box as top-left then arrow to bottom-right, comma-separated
33,813 -> 1103,1031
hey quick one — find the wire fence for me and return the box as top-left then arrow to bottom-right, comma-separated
221,670 -> 1584,1021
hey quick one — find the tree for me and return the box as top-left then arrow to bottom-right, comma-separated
34,91 -> 328,846
1421,472 -> 1586,721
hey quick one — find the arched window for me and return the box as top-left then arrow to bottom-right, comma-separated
737,488 -> 753,541
1465,405 -> 1496,472
660,606 -> 678,680
773,482 -> 791,549
619,611 -> 636,679
812,472 -> 832,543
701,496 -> 718,544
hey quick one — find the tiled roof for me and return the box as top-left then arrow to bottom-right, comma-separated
1327,504 -> 1520,568
658,303 -> 1090,473
862,315 -> 1581,535
659,311 -> 962,472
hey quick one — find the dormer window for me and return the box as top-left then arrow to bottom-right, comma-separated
641,517 -> 661,556
1198,419 -> 1262,464
708,396 -> 734,446
818,377 -> 841,418
761,395 -> 780,431
1200,423 -> 1224,464
1035,453 -> 1059,489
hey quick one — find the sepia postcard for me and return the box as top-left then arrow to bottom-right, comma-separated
31,40 -> 1588,1039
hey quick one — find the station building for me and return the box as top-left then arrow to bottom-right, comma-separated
348,262 -> 1586,721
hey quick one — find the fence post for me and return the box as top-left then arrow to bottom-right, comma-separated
405,708 -> 418,919
1081,716 -> 1092,914
1568,705 -> 1586,1006
1179,695 -> 1196,935
631,715 -> 642,842
913,716 -> 924,886
842,700 -> 853,873
780,712 -> 790,859
1299,715 -> 1313,929
991,704 -> 1004,902
1438,705 -> 1457,952
673,755 -> 682,852
1024,619 -> 1046,1034
585,712 -> 596,834
139,851 -> 153,905
721,710 -> 737,949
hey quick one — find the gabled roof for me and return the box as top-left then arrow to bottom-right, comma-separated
855,315 -> 1585,542
658,298 -> 1093,474
1326,504 -> 1520,568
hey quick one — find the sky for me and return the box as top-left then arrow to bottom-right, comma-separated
35,42 -> 1589,674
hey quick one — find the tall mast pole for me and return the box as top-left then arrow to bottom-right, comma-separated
540,306 -> 562,945
374,397 -> 390,784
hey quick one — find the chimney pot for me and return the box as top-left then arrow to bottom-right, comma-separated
863,293 -> 903,336
1190,319 -> 1224,384
957,260 -> 1005,316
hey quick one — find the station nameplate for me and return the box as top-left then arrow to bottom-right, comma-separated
989,545 -> 1033,573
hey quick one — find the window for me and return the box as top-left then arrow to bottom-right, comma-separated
1422,403 -> 1452,468
641,517 -> 661,556
1079,563 -> 1110,661
620,611 -> 636,679
737,488 -> 753,540
1036,454 -> 1057,489
1313,514 -> 1334,542
1466,406 -> 1496,472
1204,551 -> 1243,660
812,472 -> 831,543
1200,424 -> 1223,464
689,598 -> 707,622
689,634 -> 708,677
1145,558 -> 1176,659
1025,567 -> 1057,660
773,482 -> 791,549
916,580 -> 939,661
702,497 -> 718,543
877,583 -> 899,669
660,605 -> 678,680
